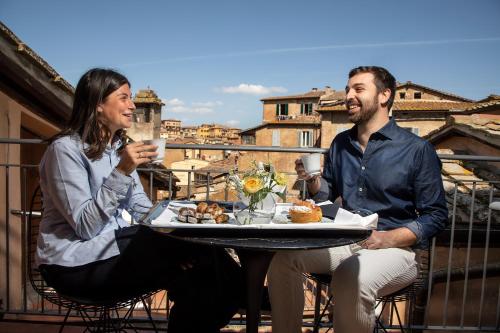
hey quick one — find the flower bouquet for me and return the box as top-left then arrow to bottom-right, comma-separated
228,161 -> 287,224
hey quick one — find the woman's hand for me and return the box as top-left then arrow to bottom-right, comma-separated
116,142 -> 159,175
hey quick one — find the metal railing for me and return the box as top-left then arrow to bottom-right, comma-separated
1,138 -> 500,331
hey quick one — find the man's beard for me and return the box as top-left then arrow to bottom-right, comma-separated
348,96 -> 379,124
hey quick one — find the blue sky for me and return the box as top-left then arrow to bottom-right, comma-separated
1,0 -> 500,129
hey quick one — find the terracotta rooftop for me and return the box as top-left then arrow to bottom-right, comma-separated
464,99 -> 500,112
317,100 -> 475,112
424,113 -> 500,148
397,81 -> 474,102
451,114 -> 500,133
0,21 -> 73,94
133,89 -> 164,105
477,94 -> 500,103
198,156 -> 236,170
318,90 -> 346,105
260,88 -> 328,102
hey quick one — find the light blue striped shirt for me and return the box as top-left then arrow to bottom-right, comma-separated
36,135 -> 152,267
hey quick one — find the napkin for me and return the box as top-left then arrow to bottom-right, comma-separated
334,208 -> 378,229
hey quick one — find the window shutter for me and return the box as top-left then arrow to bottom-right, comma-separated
300,104 -> 304,114
276,104 -> 279,116
297,131 -> 302,147
284,104 -> 288,115
272,130 -> 280,146
308,130 -> 314,147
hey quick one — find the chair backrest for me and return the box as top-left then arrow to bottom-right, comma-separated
27,186 -> 67,308
27,185 -> 45,295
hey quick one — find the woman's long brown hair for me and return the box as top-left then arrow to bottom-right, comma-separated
50,68 -> 130,160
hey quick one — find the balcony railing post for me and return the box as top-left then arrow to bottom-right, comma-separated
460,181 -> 476,327
149,167 -> 154,202
206,172 -> 210,201
168,172 -> 173,200
443,182 -> 458,326
187,166 -> 194,199
478,185 -> 494,328
21,167 -> 27,312
5,165 -> 10,311
224,173 -> 229,201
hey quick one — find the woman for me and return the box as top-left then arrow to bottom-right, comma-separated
36,68 -> 242,333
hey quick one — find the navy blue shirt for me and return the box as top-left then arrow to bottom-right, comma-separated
313,119 -> 448,248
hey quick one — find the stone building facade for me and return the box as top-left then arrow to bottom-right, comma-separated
127,89 -> 164,141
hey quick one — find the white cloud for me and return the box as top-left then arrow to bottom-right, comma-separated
165,98 -> 219,114
192,101 -> 223,107
219,83 -> 287,95
226,120 -> 240,127
165,98 -> 185,106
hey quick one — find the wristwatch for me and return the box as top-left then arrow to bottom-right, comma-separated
306,177 -> 318,184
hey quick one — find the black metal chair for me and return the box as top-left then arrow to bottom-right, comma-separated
309,247 -> 430,333
27,186 -> 159,332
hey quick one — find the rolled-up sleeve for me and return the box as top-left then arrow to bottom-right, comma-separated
41,141 -> 133,240
405,141 -> 448,245
126,171 -> 153,221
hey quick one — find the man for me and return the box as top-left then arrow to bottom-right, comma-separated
267,66 -> 448,333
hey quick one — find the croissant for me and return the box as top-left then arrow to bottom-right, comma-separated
289,200 -> 322,223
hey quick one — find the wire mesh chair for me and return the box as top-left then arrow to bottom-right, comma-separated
308,247 -> 430,333
27,186 -> 159,332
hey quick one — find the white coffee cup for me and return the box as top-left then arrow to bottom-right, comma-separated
301,153 -> 321,176
143,139 -> 166,164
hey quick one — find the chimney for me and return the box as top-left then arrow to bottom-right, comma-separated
311,87 -> 318,91
324,86 -> 333,93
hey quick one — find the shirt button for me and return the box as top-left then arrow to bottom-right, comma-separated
361,166 -> 366,170
358,187 -> 363,192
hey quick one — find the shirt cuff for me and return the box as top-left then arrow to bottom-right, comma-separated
103,168 -> 133,199
404,221 -> 423,245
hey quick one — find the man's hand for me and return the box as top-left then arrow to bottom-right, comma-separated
116,142 -> 159,175
295,159 -> 321,195
362,228 -> 417,250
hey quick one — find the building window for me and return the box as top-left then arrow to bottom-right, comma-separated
414,92 -> 422,99
403,127 -> 420,136
276,104 -> 288,116
242,135 -> 255,145
272,130 -> 280,146
301,103 -> 313,115
298,130 -> 313,147
399,92 -> 406,99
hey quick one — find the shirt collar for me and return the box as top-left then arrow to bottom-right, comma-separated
348,118 -> 397,141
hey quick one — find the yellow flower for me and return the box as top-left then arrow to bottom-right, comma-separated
274,172 -> 287,186
243,176 -> 263,194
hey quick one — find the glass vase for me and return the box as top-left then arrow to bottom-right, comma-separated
233,193 -> 277,225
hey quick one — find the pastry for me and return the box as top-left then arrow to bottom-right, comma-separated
178,202 -> 229,224
196,202 -> 208,213
215,214 -> 229,224
289,200 -> 322,223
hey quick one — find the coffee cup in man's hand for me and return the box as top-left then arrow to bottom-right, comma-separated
301,153 -> 321,177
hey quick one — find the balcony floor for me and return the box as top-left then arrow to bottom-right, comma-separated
0,321 -> 326,332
